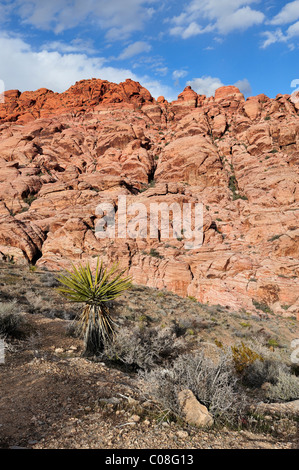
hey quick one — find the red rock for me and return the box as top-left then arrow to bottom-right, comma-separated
214,85 -> 243,100
0,78 -> 298,317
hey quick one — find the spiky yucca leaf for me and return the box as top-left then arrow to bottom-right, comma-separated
56,258 -> 131,304
56,258 -> 132,355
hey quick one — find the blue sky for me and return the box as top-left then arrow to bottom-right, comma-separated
0,0 -> 298,101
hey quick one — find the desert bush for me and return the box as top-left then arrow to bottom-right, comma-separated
231,342 -> 264,373
102,325 -> 184,370
25,291 -> 46,311
141,352 -> 247,424
242,359 -> 289,388
40,273 -> 60,288
65,320 -> 81,338
265,371 -> 299,402
0,302 -> 26,338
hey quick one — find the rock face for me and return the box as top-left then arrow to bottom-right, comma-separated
0,78 -> 298,317
178,389 -> 214,428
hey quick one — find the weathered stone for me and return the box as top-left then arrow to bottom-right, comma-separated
0,78 -> 298,317
178,389 -> 214,428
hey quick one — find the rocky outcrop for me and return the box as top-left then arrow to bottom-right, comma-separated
254,400 -> 299,417
0,78 -> 154,124
0,78 -> 298,317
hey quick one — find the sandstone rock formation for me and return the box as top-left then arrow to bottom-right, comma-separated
0,78 -> 298,317
178,389 -> 214,428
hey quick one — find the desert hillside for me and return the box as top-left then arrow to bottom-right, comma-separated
0,262 -> 298,449
0,78 -> 298,316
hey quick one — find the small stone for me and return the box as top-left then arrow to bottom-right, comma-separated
177,430 -> 189,439
54,348 -> 64,354
130,414 -> 140,422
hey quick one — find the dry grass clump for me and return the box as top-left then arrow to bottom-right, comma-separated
101,325 -> 185,370
265,371 -> 299,402
0,301 -> 27,338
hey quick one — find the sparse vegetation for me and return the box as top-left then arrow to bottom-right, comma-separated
0,261 -> 298,447
149,248 -> 164,259
23,195 -> 37,206
231,342 -> 263,374
228,174 -> 248,201
141,352 -> 247,425
266,371 -> 299,402
0,302 -> 27,338
252,299 -> 273,314
268,234 -> 282,242
101,325 -> 184,371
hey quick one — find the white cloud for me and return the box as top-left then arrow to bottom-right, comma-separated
261,29 -> 287,48
170,22 -> 215,39
261,1 -> 299,48
270,1 -> 299,25
261,21 -> 299,48
187,76 -> 224,96
169,0 -> 265,38
42,39 -> 96,54
172,70 -> 188,80
234,78 -> 252,95
14,0 -> 157,39
118,41 -> 152,60
0,32 -> 175,101
142,79 -> 177,101
216,6 -> 264,34
187,75 -> 252,97
155,67 -> 168,77
287,20 -> 299,37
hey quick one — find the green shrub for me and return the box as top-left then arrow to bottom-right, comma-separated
252,300 -> 273,314
149,248 -> 164,259
231,342 -> 263,374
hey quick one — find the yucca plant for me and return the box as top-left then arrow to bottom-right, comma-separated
56,258 -> 132,356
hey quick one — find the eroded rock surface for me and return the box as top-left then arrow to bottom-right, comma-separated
0,79 -> 298,317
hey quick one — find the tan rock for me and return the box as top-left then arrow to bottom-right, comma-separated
244,100 -> 261,120
178,389 -> 214,428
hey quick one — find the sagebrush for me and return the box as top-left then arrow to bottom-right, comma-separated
141,352 -> 247,424
101,325 -> 184,370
